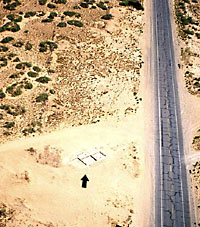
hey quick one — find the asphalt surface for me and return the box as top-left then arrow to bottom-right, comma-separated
151,0 -> 191,226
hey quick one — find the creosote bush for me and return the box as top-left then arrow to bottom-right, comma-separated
119,0 -> 144,10
53,0 -> 67,3
0,21 -> 21,32
7,14 -> 22,22
25,42 -> 32,50
4,121 -> 15,129
57,22 -> 67,27
101,14 -> 113,20
64,11 -> 81,17
41,18 -> 53,23
24,82 -> 33,89
67,20 -> 83,27
0,46 -> 9,52
13,41 -> 24,47
33,66 -> 41,72
36,93 -> 48,102
1,36 -> 14,43
3,0 -> 21,11
27,71 -> 38,77
39,41 -> 58,52
16,62 -> 32,70
184,29 -> 194,35
0,90 -> 6,99
80,2 -> 89,8
24,11 -> 36,18
47,3 -> 56,8
36,76 -> 51,83
38,0 -> 47,5
9,73 -> 19,78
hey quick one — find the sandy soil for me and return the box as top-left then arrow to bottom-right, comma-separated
0,106 -> 150,226
0,0 -> 152,226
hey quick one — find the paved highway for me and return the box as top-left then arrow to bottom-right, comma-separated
150,0 -> 191,226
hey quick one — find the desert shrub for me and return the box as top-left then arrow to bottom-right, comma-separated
47,3 -> 56,8
0,46 -> 9,52
48,12 -> 58,19
181,16 -> 189,25
101,14 -> 113,20
67,20 -> 83,27
16,62 -> 31,69
1,36 -> 14,43
7,14 -> 22,22
4,121 -> 15,128
24,11 -> 36,18
36,76 -> 51,83
3,0 -> 21,10
64,11 -> 76,16
9,73 -> 19,78
0,105 -> 10,110
64,11 -> 81,17
39,41 -> 58,52
47,41 -> 58,50
3,131 -> 12,136
80,2 -> 89,8
36,93 -> 48,102
3,21 -> 20,32
73,5 -> 81,9
41,18 -> 53,23
28,71 -> 38,77
38,0 -> 47,5
119,0 -> 144,10
1,104 -> 25,116
96,2 -> 107,10
8,53 -> 16,58
0,90 -> 6,99
6,84 -> 22,96
25,42 -> 32,50
187,17 -> 195,24
24,82 -> 33,89
3,0 -> 12,4
57,22 -> 67,27
184,29 -> 194,35
0,60 -> 8,67
13,41 -> 24,47
37,11 -> 45,17
50,89 -> 55,94
196,33 -> 200,39
0,27 -> 6,33
194,81 -> 200,87
53,0 -> 67,3
13,57 -> 20,62
33,66 -> 41,72
48,69 -> 55,73
24,62 -> 32,67
39,46 -> 48,52
0,57 -> 7,61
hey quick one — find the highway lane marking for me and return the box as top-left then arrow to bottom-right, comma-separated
154,0 -> 163,225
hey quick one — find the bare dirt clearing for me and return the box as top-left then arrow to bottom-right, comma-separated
0,0 -> 149,226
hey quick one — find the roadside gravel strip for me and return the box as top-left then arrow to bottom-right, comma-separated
150,0 -> 191,226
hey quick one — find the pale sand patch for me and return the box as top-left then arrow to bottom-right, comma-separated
0,108 -> 149,226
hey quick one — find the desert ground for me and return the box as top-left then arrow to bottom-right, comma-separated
0,0 -> 152,226
172,0 -> 200,224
